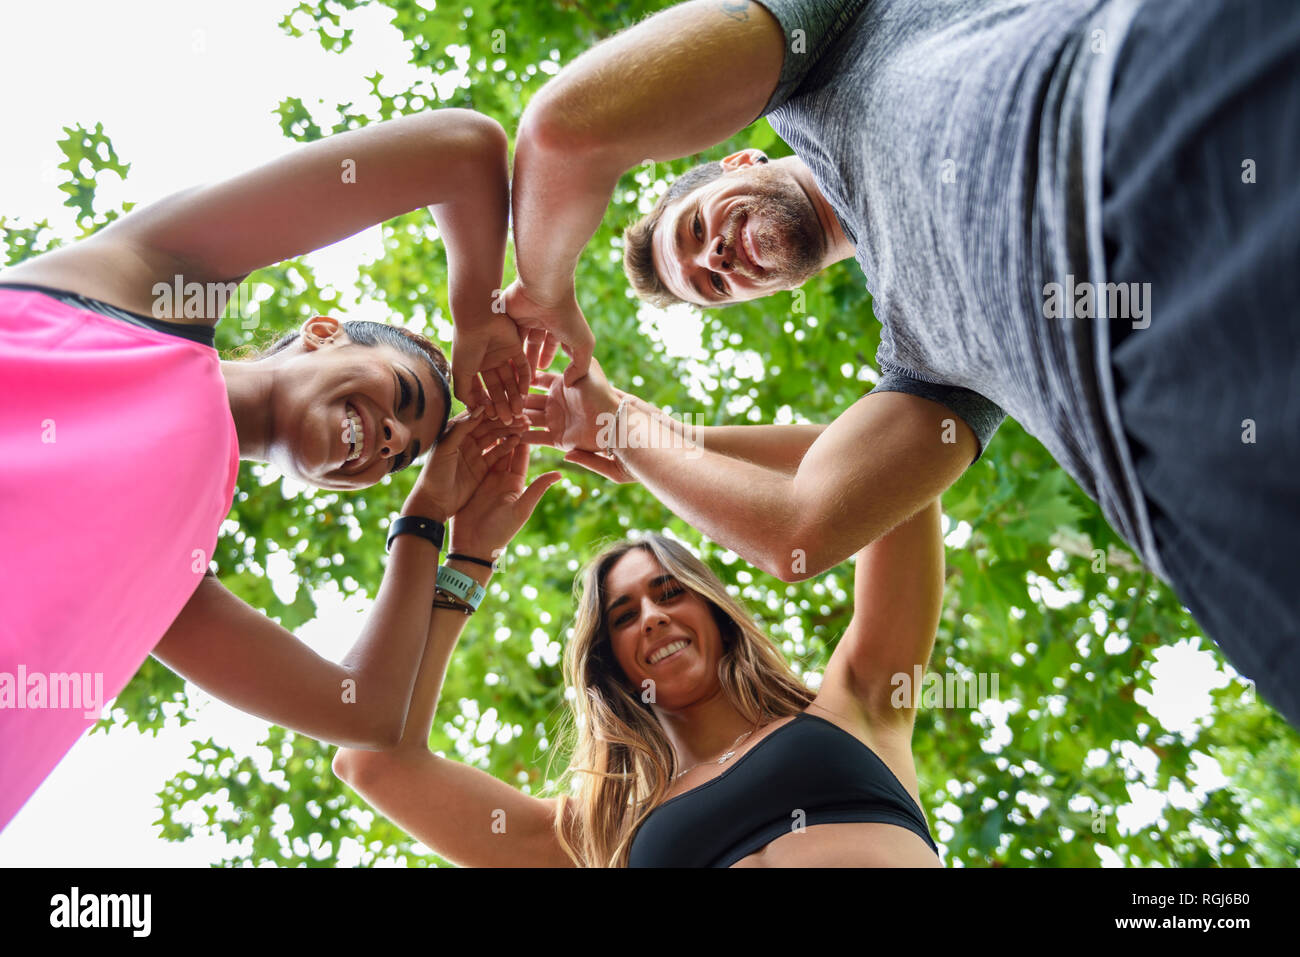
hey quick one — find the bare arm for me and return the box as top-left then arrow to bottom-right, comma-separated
503,0 -> 785,376
153,536 -> 440,750
693,423 -> 828,472
524,362 -> 972,579
526,364 -> 826,482
512,0 -> 783,300
561,417 -> 829,480
332,590 -> 571,867
611,391 -> 973,581
151,411 -> 516,749
817,500 -> 945,731
334,444 -> 571,867
333,565 -> 571,867
436,122 -> 533,422
1,109 -> 511,323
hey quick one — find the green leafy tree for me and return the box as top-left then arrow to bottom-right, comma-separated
5,0 -> 1295,867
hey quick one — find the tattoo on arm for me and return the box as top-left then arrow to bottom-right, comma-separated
720,0 -> 750,22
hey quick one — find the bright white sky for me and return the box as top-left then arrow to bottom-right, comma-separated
0,0 -> 1238,867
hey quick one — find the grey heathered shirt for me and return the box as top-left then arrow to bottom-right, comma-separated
754,0 -> 1165,580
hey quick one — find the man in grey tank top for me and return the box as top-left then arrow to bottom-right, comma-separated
500,0 -> 1300,727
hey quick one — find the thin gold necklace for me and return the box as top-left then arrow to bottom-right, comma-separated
674,725 -> 761,780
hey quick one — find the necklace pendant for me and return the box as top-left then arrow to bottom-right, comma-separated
718,750 -> 735,764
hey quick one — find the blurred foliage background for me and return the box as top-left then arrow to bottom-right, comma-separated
3,0 -> 1296,867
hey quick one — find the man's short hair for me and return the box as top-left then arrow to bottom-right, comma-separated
623,161 -> 724,308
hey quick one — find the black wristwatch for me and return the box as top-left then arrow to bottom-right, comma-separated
386,515 -> 446,553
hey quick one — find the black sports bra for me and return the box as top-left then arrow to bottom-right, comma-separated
0,282 -> 217,348
627,712 -> 938,867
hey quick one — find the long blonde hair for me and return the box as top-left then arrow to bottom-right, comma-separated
551,534 -> 814,867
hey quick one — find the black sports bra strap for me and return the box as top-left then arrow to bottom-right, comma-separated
0,283 -> 217,349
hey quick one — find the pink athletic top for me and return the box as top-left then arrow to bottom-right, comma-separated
0,284 -> 240,833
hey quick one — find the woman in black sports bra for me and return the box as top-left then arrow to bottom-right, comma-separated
335,478 -> 947,867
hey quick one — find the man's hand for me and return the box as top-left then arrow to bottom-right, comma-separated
522,327 -> 562,375
450,312 -> 530,423
522,360 -> 621,454
501,280 -> 595,384
561,448 -> 637,484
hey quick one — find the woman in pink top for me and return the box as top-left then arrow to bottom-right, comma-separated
0,109 -> 557,833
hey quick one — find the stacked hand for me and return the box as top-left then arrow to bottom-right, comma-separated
450,441 -> 562,560
499,281 -> 594,386
402,407 -> 526,521
522,358 -> 638,485
438,285 -> 634,549
451,283 -> 595,425
450,312 -> 531,424
402,404 -> 562,558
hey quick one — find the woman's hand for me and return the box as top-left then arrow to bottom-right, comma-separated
451,312 -> 531,425
449,443 -> 561,559
402,407 -> 525,521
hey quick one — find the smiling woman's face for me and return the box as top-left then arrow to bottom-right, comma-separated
651,158 -> 827,307
601,548 -> 728,710
267,319 -> 449,491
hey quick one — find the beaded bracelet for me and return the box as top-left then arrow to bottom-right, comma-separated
432,595 -> 473,615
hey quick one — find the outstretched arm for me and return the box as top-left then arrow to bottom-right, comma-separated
820,499 -> 946,731
3,109 -> 515,330
525,363 -> 827,483
524,362 -> 974,580
809,499 -> 945,823
504,0 -> 786,378
610,391 -> 973,581
151,411 -> 520,749
436,119 -> 532,424
333,444 -> 571,867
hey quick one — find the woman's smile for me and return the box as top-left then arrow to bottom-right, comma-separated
647,638 -> 692,666
343,402 -> 366,464
339,398 -> 380,475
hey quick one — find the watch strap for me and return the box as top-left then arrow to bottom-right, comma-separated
435,564 -> 486,610
386,516 -> 445,553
